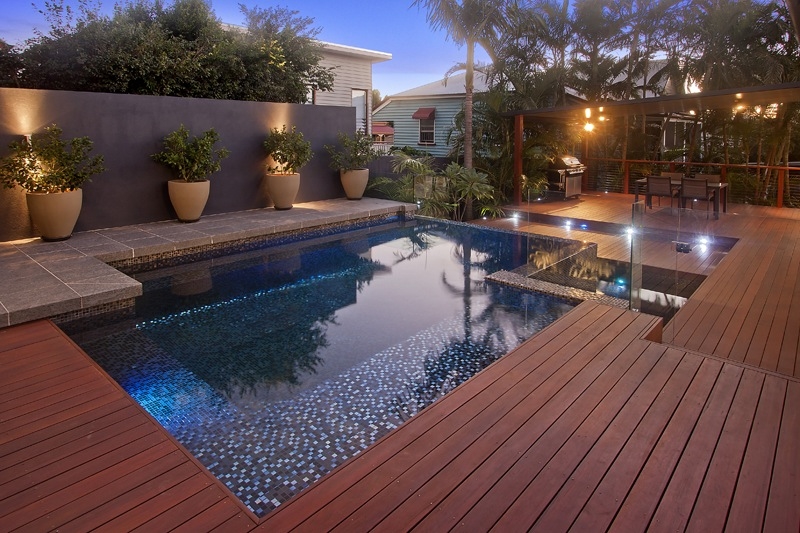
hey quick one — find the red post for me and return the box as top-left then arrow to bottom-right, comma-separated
777,168 -> 785,208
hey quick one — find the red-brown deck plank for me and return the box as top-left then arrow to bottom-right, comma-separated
686,369 -> 766,532
764,380 -> 800,532
726,374 -> 787,532
338,312 -> 657,532
0,319 -> 259,532
478,342 -> 668,530
420,336 -> 666,531
646,363 -> 744,532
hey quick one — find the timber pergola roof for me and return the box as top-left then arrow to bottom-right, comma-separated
506,81 -> 800,203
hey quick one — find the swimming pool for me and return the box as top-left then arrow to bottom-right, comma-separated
67,218 -> 575,517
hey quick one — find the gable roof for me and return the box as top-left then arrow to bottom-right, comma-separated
374,71 -> 491,114
390,71 -> 491,98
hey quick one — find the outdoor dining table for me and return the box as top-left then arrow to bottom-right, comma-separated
634,177 -> 729,219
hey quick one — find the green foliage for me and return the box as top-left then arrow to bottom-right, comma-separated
263,125 -> 313,174
13,0 -> 333,103
325,131 -> 379,171
152,125 -> 230,182
0,124 -> 105,193
379,152 -> 499,220
0,39 -> 22,87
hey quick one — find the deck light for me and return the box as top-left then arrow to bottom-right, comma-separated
584,123 -> 595,132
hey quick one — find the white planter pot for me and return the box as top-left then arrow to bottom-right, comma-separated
265,173 -> 300,210
25,189 -> 83,241
168,179 -> 210,222
340,169 -> 369,200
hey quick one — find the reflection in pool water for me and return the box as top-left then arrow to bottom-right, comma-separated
69,218 -> 575,516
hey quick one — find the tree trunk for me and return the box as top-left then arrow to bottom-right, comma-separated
464,39 -> 474,169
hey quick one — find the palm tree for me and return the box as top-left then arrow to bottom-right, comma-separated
412,0 -> 508,168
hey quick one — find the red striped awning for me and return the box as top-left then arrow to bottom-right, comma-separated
412,107 -> 436,120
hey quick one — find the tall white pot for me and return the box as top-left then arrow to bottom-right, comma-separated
340,169 -> 369,200
265,173 -> 300,210
25,189 -> 83,241
168,179 -> 210,222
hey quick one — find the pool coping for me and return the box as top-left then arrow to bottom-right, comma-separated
0,198 -> 416,328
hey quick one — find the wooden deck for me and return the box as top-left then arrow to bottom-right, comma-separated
1,194 -> 799,531
488,191 -> 800,379
0,320 -> 259,531
258,301 -> 799,531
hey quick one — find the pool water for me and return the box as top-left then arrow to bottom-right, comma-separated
68,218 -> 575,516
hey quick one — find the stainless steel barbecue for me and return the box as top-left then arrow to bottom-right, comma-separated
546,155 -> 586,199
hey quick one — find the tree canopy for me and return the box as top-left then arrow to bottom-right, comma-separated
1,0 -> 334,103
427,0 -> 799,205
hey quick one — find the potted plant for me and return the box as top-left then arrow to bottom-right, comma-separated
152,125 -> 230,222
0,124 -> 105,240
325,131 -> 379,200
262,125 -> 313,210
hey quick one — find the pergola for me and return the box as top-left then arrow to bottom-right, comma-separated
506,81 -> 800,205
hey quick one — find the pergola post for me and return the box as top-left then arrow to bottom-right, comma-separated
514,114 -> 523,205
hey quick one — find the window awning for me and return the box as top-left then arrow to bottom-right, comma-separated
412,107 -> 436,120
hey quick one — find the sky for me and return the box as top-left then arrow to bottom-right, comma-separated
0,0 -> 492,97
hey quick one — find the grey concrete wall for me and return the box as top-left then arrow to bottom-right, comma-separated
0,88 -> 355,241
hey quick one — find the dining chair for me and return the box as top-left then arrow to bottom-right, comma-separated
680,177 -> 714,218
646,175 -> 678,211
694,173 -> 720,183
660,172 -> 685,180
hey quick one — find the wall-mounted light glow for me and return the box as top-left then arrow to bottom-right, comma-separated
598,106 -> 604,112
689,110 -> 696,116
584,108 -> 591,119
584,122 -> 595,132
735,93 -> 743,100
598,116 -> 605,122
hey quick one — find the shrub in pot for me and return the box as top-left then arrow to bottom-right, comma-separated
152,125 -> 230,222
0,124 -> 105,240
262,125 -> 313,210
325,131 -> 379,199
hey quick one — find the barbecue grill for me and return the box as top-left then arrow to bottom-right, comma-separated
546,155 -> 586,199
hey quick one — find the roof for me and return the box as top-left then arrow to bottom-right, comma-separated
318,41 -> 392,63
508,81 -> 800,125
391,71 -> 491,98
220,23 -> 391,64
372,124 -> 394,135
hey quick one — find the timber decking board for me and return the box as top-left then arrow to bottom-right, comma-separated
0,319 -> 259,531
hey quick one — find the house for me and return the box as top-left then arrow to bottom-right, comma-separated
314,42 -> 392,134
372,72 -> 491,157
222,24 -> 391,135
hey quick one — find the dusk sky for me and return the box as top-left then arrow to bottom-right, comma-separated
0,0 -> 492,96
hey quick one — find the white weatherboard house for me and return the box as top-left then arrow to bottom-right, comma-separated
314,42 -> 392,134
372,72 -> 490,157
222,25 -> 391,135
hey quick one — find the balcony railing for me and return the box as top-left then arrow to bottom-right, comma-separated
373,142 -> 393,155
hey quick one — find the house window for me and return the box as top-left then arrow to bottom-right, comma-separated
419,119 -> 435,145
352,89 -> 368,132
412,107 -> 436,145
